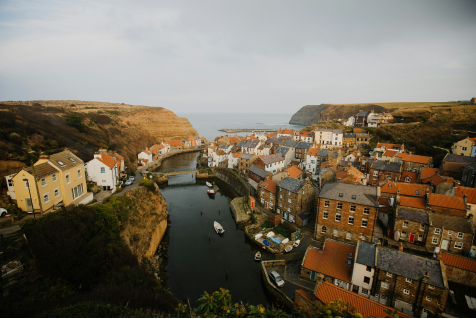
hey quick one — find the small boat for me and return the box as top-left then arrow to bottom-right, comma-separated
254,251 -> 261,261
214,221 -> 225,234
207,189 -> 215,196
285,245 -> 293,253
293,240 -> 301,247
206,181 -> 213,187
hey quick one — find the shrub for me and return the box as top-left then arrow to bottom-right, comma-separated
64,113 -> 86,131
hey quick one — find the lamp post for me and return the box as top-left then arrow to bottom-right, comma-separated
23,178 -> 35,219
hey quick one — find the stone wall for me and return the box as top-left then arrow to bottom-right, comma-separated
214,167 -> 250,198
230,197 -> 251,223
261,260 -> 294,310
444,264 -> 476,287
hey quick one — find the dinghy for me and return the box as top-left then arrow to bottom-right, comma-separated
206,181 -> 213,187
293,240 -> 301,247
285,245 -> 293,253
214,221 -> 225,234
254,251 -> 261,261
207,189 -> 216,196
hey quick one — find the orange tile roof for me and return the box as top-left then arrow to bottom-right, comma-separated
441,252 -> 476,272
420,168 -> 441,180
159,144 -> 165,149
232,152 -> 243,158
399,196 -> 426,209
315,282 -> 412,318
151,149 -> 159,154
382,182 -> 430,197
165,140 -> 183,146
454,186 -> 476,204
382,150 -> 398,157
286,166 -> 302,179
396,153 -> 431,164
302,241 -> 355,283
307,148 -> 320,156
296,289 -> 312,301
144,150 -> 152,155
353,128 -> 363,133
429,193 -> 466,210
299,131 -> 313,137
111,152 -> 124,161
421,174 -> 447,186
261,180 -> 277,194
468,137 -> 476,144
399,170 -> 418,183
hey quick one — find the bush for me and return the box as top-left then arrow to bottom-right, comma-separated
63,114 -> 86,131
138,179 -> 155,191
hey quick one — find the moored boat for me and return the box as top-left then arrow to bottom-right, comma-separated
254,251 -> 261,261
285,245 -> 293,253
214,221 -> 225,234
207,189 -> 215,196
206,181 -> 213,187
293,239 -> 300,247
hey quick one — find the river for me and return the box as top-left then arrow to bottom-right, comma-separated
156,151 -> 275,307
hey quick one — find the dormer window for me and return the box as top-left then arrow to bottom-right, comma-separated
415,190 -> 419,195
351,195 -> 356,199
405,176 -> 410,182
339,193 -> 343,197
68,157 -> 76,163
57,161 -> 66,167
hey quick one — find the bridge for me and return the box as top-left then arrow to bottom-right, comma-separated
148,168 -> 199,176
218,128 -> 278,133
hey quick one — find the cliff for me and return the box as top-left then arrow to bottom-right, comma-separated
289,105 -> 330,126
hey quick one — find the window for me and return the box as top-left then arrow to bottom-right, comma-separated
335,213 -> 341,222
406,278 -> 412,283
361,288 -> 369,295
361,219 -> 368,228
333,229 -> 338,236
323,211 -> 328,219
66,174 -> 70,184
434,228 -> 441,235
428,285 -> 435,290
381,282 -> 389,289
71,183 -> 84,200
352,195 -> 356,199
426,296 -> 432,301
350,205 -> 356,212
52,173 -> 57,182
420,224 -> 425,231
457,232 -> 464,239
405,176 -> 411,182
346,232 -> 352,240
337,203 -> 342,210
54,188 -> 59,197
432,237 -> 438,244
339,193 -> 343,197
462,147 -> 467,151
366,266 -> 372,272
41,178 -> 46,186
261,191 -> 265,197
348,216 -> 354,225
288,198 -> 291,204
454,242 -> 463,249
415,190 -> 419,195
7,179 -> 13,187
401,231 -> 407,237
403,221 -> 409,228
363,277 -> 370,284
403,289 -> 410,295
68,157 -> 76,163
57,161 -> 66,167
287,207 -> 291,213
77,169 -> 81,178
448,230 -> 453,236
280,195 -> 282,199
324,200 -> 329,207
288,191 -> 291,196
364,208 -> 370,214
321,226 -> 327,233
25,181 -> 30,189
418,235 -> 423,241
386,272 -> 392,277
279,203 -> 282,208
43,193 -> 49,203
101,167 -> 106,173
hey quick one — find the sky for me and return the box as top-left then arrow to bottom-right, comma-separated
0,0 -> 475,114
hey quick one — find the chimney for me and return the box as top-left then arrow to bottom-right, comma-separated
409,151 -> 412,156
39,155 -> 49,160
398,242 -> 403,252
377,186 -> 381,198
99,148 -> 107,154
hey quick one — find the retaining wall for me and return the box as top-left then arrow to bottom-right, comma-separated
261,260 -> 294,310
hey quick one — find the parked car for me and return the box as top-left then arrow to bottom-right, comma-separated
0,208 -> 7,217
268,271 -> 285,287
129,176 -> 135,181
124,180 -> 132,186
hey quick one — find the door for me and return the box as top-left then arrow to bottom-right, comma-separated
310,271 -> 316,280
25,198 -> 32,212
409,234 -> 415,243
441,239 -> 449,250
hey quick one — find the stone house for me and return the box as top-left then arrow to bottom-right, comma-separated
440,252 -> 476,287
440,154 -> 476,180
355,110 -> 370,127
318,167 -> 336,188
343,133 -> 356,147
249,165 -> 271,184
380,181 -> 431,198
355,132 -> 371,147
451,137 -> 476,156
315,183 -> 379,244
461,163 -> 476,187
393,206 -> 429,245
358,157 -> 374,175
351,240 -> 376,297
425,213 -> 474,254
396,152 -> 433,172
373,246 -> 449,317
369,161 -> 402,186
259,179 -> 277,211
295,142 -> 312,162
400,171 -> 419,183
334,165 -> 366,185
445,185 -> 476,226
300,239 -> 355,290
276,177 -> 314,223
237,153 -> 257,175
428,193 -> 467,218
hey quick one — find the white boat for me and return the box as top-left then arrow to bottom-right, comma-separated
293,240 -> 300,247
255,251 -> 261,261
206,181 -> 213,187
207,189 -> 216,195
214,221 -> 225,234
285,245 -> 293,253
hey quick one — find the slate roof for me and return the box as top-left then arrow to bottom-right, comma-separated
356,111 -> 370,117
276,147 -> 289,157
242,140 -> 252,148
371,160 -> 401,173
377,247 -> 445,288
318,149 -> 329,157
397,208 -> 429,224
444,154 -> 476,164
343,133 -> 356,138
281,140 -> 299,148
249,165 -> 268,179
49,150 -> 84,171
332,152 -> 339,159
278,177 -> 305,193
356,241 -> 376,267
25,162 -> 59,179
239,153 -> 254,160
236,141 -> 244,147
319,183 -> 378,207
429,213 -> 474,234
296,142 -> 312,150
261,153 -> 285,165
249,140 -> 260,149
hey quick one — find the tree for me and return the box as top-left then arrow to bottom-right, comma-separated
298,298 -> 363,318
64,113 -> 86,131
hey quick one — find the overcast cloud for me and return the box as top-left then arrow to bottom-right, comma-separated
0,0 -> 475,113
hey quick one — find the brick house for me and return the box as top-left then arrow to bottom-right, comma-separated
248,165 -> 270,184
238,153 -> 257,175
343,133 -> 356,147
396,152 -> 433,172
355,132 -> 371,147
426,213 -> 474,253
276,177 -> 315,223
440,153 -> 476,180
295,142 -> 312,162
428,193 -> 467,218
393,206 -> 429,245
369,161 -> 402,185
315,183 -> 379,243
300,239 -> 355,290
373,246 -> 449,317
399,171 -> 419,183
259,179 -> 277,211
461,163 -> 476,187
355,110 -> 370,127
380,181 -> 431,198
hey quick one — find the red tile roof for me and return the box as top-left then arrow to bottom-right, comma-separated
302,241 -> 355,283
261,180 -> 277,194
165,140 -> 183,146
396,153 -> 431,164
382,182 -> 430,197
429,193 -> 466,210
454,186 -> 476,204
468,137 -> 476,144
399,196 -> 426,209
420,168 -> 441,180
421,174 -> 447,186
307,148 -> 320,156
440,252 -> 476,272
96,153 -> 116,169
232,152 -> 243,158
286,166 -> 302,179
382,150 -> 398,157
315,282 -> 412,318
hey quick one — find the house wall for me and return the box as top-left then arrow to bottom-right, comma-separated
452,138 -> 474,156
58,164 -> 88,205
259,188 -> 276,212
394,218 -> 427,245
369,169 -> 401,184
277,183 -> 314,222
425,226 -> 473,253
351,263 -> 374,296
444,263 -> 476,288
86,158 -> 116,191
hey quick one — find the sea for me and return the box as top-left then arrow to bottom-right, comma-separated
177,113 -> 304,140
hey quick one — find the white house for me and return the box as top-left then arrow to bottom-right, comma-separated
314,129 -> 343,149
86,152 -> 119,192
261,154 -> 285,174
306,148 -> 320,179
228,152 -> 242,169
351,241 -> 376,298
257,145 -> 271,157
5,173 -> 17,201
344,115 -> 355,127
138,150 -> 153,166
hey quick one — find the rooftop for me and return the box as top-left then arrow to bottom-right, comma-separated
356,241 -> 376,267
261,179 -> 277,194
440,252 -> 476,272
399,196 -> 426,210
278,177 -> 305,193
319,183 -> 378,207
429,193 -> 466,210
444,154 -> 476,164
239,153 -> 254,160
249,165 -> 269,179
261,153 -> 285,165
48,150 -> 84,171
420,167 -> 441,180
397,208 -> 429,224
296,142 -> 312,150
371,160 -> 401,173
429,213 -> 473,234
25,162 -> 59,179
286,166 -> 303,179
396,153 -> 432,164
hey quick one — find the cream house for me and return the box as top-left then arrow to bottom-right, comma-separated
452,137 -> 476,157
